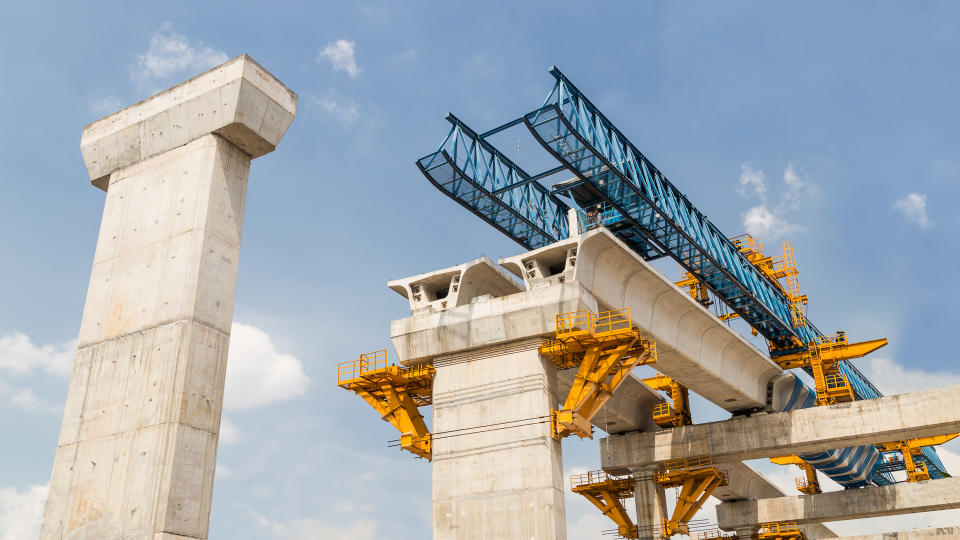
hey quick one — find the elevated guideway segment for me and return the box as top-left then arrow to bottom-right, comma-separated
822,528 -> 960,539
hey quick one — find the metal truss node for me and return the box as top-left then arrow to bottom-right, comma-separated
770,455 -> 822,494
539,308 -> 656,440
654,456 -> 728,537
570,470 -> 639,539
337,350 -> 435,460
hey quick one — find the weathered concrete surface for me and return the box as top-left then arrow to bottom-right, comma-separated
633,467 -> 667,540
81,54 -> 296,190
41,56 -> 295,540
431,342 -> 566,540
717,477 -> 960,529
823,527 -> 960,539
390,258 -> 662,435
501,229 -> 782,412
601,384 -> 960,470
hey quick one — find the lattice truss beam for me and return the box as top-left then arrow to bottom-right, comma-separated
570,470 -> 639,539
337,350 -> 435,460
539,308 -> 656,440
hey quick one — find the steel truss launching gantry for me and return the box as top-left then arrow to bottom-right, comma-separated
539,308 -> 656,440
415,66 -> 948,481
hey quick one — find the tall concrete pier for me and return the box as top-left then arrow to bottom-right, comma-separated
40,55 -> 296,539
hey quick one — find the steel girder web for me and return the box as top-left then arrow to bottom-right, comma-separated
416,114 -> 569,250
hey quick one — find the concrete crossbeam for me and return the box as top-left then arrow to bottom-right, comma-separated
716,477 -> 960,529
822,527 -> 960,539
41,55 -> 295,540
601,384 -> 960,471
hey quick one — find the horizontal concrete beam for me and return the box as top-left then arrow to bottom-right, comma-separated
717,477 -> 960,529
601,384 -> 960,470
823,527 -> 960,539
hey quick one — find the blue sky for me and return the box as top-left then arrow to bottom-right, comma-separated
2,1 -> 960,538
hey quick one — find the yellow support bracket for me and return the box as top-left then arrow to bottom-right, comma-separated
570,470 -> 639,539
540,308 -> 656,440
654,456 -> 728,537
770,455 -> 821,494
642,374 -> 692,428
337,350 -> 435,460
756,521 -> 806,540
876,433 -> 959,482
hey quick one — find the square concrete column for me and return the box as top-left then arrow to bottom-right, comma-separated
40,55 -> 296,540
431,342 -> 566,539
634,467 -> 667,540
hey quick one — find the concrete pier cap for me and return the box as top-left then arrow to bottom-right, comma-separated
80,54 -> 297,190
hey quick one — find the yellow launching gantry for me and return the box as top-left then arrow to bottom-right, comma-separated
539,308 -> 657,440
655,456 -> 728,537
643,374 -> 692,428
769,455 -> 821,494
337,350 -> 435,459
756,522 -> 806,540
570,470 -> 639,539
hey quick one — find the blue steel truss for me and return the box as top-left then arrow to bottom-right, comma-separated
416,114 -> 569,250
415,67 -> 946,481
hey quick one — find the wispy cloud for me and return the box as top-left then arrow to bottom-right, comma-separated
866,356 -> 960,395
0,332 -> 73,377
132,23 -> 228,90
269,517 -> 376,540
317,39 -> 361,79
10,388 -> 58,414
224,323 -> 309,410
311,91 -> 361,124
893,192 -> 932,229
88,96 -> 123,115
738,163 -> 817,240
0,484 -> 47,540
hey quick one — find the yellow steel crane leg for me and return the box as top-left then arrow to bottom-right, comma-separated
337,350 -> 435,460
643,374 -> 692,428
654,457 -> 727,537
570,471 -> 639,539
876,433 -> 959,483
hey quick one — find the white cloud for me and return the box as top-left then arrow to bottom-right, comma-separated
780,163 -> 818,211
893,193 -> 932,229
88,96 -> 123,115
224,323 -> 309,410
317,40 -> 361,78
219,417 -> 239,444
738,162 -> 767,199
0,333 -> 73,377
10,389 -> 58,414
270,518 -> 375,540
0,484 -> 47,540
311,92 -> 361,124
132,23 -> 228,89
865,357 -> 960,395
742,204 -> 802,239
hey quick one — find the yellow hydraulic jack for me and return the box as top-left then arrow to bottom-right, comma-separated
569,470 -> 639,539
876,434 -> 959,482
643,374 -> 692,428
655,456 -> 728,537
770,331 -> 887,406
539,308 -> 656,439
337,349 -> 435,459
769,455 -> 821,494
756,522 -> 806,540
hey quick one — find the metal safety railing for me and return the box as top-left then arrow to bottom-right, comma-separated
337,349 -> 388,383
570,469 -> 626,490
555,308 -> 633,339
758,521 -> 801,534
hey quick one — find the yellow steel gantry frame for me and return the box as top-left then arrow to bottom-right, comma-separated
876,434 -> 959,482
772,331 -> 887,406
539,308 -> 657,440
655,456 -> 728,537
337,350 -> 435,460
756,521 -> 806,540
570,470 -> 639,539
642,374 -> 692,428
770,455 -> 821,494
